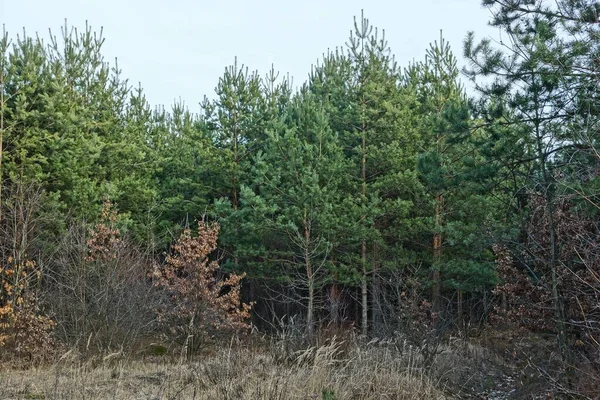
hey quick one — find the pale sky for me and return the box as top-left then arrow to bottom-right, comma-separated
1,0 -> 499,111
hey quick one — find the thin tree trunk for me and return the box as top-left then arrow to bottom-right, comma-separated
397,279 -> 404,325
544,176 -> 568,361
329,283 -> 340,325
361,92 -> 368,336
231,80 -> 239,270
532,102 -> 568,365
231,61 -> 240,212
432,193 -> 444,314
371,243 -> 381,331
457,289 -> 463,327
361,241 -> 368,336
0,40 -> 4,223
307,281 -> 314,338
329,253 -> 340,325
304,214 -> 314,338
232,110 -> 238,211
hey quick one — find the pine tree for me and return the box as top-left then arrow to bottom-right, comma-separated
203,59 -> 270,276
151,102 -> 215,250
463,0 -> 600,372
405,33 -> 498,326
306,12 -> 423,334
348,12 -> 422,334
243,88 -> 347,336
203,59 -> 265,210
2,23 -> 159,230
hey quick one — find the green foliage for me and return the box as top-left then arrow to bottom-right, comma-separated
201,60 -> 276,276
307,14 -> 425,332
403,32 -> 500,301
2,23 -> 159,241
243,88 -> 349,282
150,103 -> 214,248
465,1 -> 600,386
321,388 -> 337,400
5,11 -> 599,390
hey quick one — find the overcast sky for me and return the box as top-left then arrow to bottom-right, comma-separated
1,0 -> 499,111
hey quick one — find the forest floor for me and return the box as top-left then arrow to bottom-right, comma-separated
0,331 -> 566,400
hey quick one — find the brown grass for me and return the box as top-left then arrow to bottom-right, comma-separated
0,338 -> 447,400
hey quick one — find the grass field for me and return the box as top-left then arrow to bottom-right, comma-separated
0,337 -> 452,400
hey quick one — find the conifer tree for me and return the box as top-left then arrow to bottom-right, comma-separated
463,0 -> 600,370
150,102 -> 215,249
405,33 -> 497,323
348,12 -> 421,334
203,59 -> 264,210
203,59 -> 269,276
307,12 -> 422,334
243,88 -> 347,336
2,23 -> 158,231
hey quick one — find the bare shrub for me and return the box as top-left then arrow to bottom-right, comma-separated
0,182 -> 57,366
490,243 -> 553,332
372,264 -> 453,369
46,200 -> 159,354
492,194 -> 600,395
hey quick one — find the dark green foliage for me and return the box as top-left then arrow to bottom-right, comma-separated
409,33 -> 499,297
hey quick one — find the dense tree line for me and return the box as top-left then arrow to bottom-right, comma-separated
1,0 -> 599,394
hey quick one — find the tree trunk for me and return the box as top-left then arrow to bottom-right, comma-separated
231,59 -> 240,212
531,110 -> 567,365
307,279 -> 314,338
361,101 -> 368,336
231,101 -> 239,270
304,216 -> 314,338
371,243 -> 381,331
397,280 -> 404,326
232,109 -> 238,211
0,41 -> 4,223
457,289 -> 463,328
432,194 -> 444,315
329,283 -> 340,326
546,192 -> 568,360
361,240 -> 368,336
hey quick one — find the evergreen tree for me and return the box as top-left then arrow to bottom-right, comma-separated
463,0 -> 600,371
405,33 -> 497,324
243,88 -> 347,335
202,60 -> 267,275
2,23 -> 158,234
349,12 -> 422,334
150,102 -> 214,249
307,12 -> 423,334
203,59 -> 265,209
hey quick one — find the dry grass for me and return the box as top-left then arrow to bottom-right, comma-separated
0,338 -> 447,400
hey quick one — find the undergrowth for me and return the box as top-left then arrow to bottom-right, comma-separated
0,337 -> 449,400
